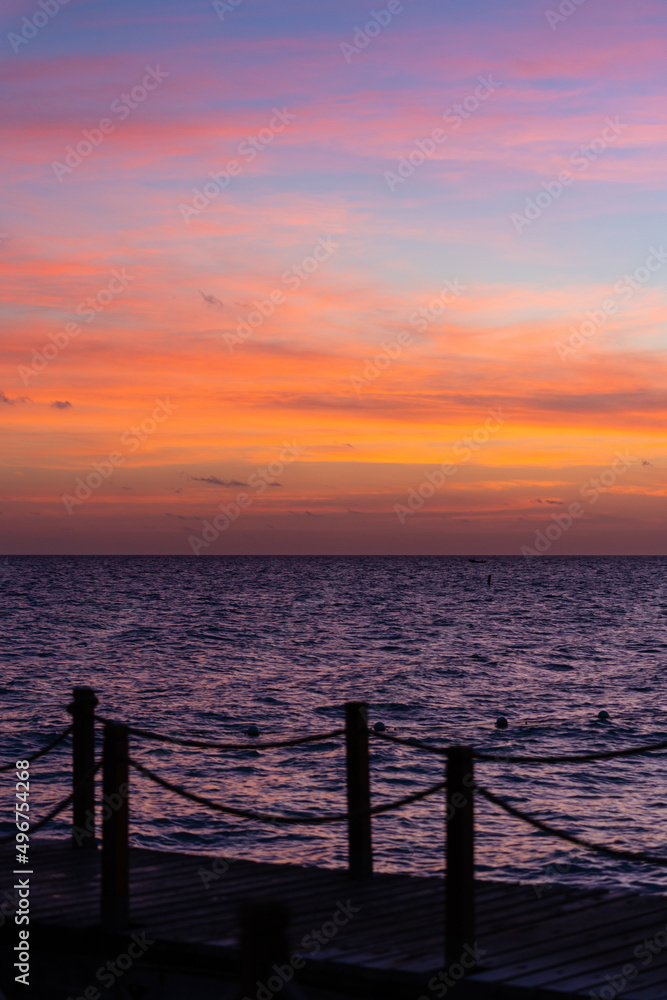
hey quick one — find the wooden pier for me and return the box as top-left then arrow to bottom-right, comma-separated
2,839 -> 667,998
2,691 -> 667,999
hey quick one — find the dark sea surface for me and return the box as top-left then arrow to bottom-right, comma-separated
1,555 -> 667,894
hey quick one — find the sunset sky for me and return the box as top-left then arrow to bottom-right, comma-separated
1,0 -> 666,554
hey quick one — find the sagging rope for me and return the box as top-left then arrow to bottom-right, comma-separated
0,725 -> 74,774
95,715 -> 345,751
473,738 -> 667,764
129,757 -> 446,824
475,782 -> 667,867
370,729 -> 667,765
0,759 -> 103,845
370,731 -> 447,754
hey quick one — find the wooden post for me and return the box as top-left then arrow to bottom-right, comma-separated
238,900 -> 291,1000
68,686 -> 98,849
445,746 -> 475,968
101,722 -> 129,931
345,701 -> 372,878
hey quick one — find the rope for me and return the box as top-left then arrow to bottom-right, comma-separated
473,738 -> 667,764
371,730 -> 667,765
95,716 -> 344,750
129,757 -> 447,824
370,731 -> 447,753
475,782 -> 667,867
0,760 -> 103,845
0,726 -> 73,773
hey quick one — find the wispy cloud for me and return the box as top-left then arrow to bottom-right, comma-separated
189,475 -> 246,487
200,291 -> 224,308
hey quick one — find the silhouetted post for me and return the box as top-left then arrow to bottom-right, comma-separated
68,686 -> 98,849
101,722 -> 129,931
446,746 -> 475,967
238,900 -> 291,1000
345,701 -> 372,878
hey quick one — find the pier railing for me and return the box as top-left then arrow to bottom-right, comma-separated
4,690 -> 667,968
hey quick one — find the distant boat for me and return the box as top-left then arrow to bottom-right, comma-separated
468,558 -> 487,563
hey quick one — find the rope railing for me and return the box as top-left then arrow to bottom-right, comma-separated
95,715 -> 345,751
0,725 -> 73,773
370,729 -> 667,765
129,755 -> 667,866
4,686 -> 666,959
473,738 -> 667,764
128,756 -> 447,824
475,781 -> 667,867
0,759 -> 102,845
369,731 -> 445,753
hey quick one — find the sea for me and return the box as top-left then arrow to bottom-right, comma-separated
2,555 -> 667,894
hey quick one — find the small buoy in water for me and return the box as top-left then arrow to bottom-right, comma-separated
597,710 -> 610,722
487,574 -> 491,586
245,725 -> 260,737
373,722 -> 386,732
496,716 -> 508,729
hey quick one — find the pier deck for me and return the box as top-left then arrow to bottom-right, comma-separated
2,839 -> 667,999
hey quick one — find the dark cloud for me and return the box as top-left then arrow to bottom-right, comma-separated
200,290 -> 224,308
189,475 -> 246,487
50,400 -> 72,409
165,512 -> 201,521
0,390 -> 29,405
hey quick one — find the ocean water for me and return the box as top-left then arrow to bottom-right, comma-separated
1,555 -> 667,894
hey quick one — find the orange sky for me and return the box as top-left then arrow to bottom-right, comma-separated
1,0 -> 666,553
